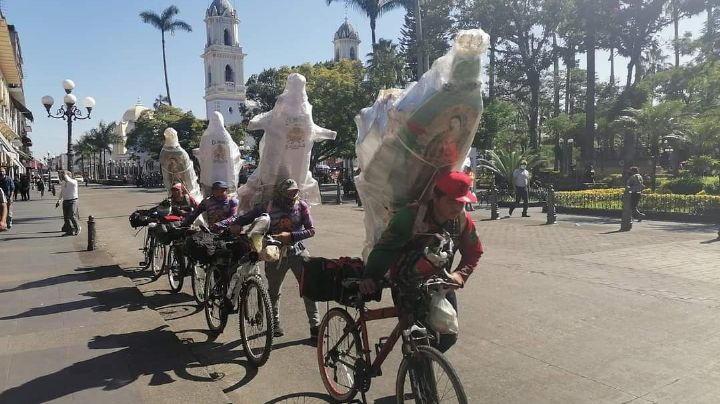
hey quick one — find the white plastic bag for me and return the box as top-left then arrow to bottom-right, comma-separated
427,289 -> 458,334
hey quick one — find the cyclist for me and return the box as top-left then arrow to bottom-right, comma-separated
181,181 -> 238,232
359,170 -> 484,352
168,183 -> 198,217
228,178 -> 319,344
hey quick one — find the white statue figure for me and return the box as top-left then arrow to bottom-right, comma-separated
196,111 -> 244,196
236,73 -> 337,211
159,127 -> 202,202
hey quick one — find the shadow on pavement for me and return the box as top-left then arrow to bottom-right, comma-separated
0,265 -> 121,294
0,325 -> 211,404
0,234 -> 64,242
265,392 -> 336,403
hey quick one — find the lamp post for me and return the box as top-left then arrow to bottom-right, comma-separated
558,138 -> 565,175
42,80 -> 95,173
567,138 -> 575,177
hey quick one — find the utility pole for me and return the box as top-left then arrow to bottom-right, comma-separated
414,0 -> 429,77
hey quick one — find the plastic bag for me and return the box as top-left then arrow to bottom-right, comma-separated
427,289 -> 458,334
195,111 -> 244,196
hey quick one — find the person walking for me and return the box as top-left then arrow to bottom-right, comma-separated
627,166 -> 646,221
12,176 -> 19,201
0,187 -> 8,232
509,160 -> 531,217
20,175 -> 30,201
36,177 -> 45,198
228,178 -> 320,344
463,163 -> 476,211
55,170 -> 80,236
0,168 -> 14,229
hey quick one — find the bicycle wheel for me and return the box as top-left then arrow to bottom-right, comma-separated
150,240 -> 166,281
191,262 -> 207,305
317,308 -> 360,402
166,245 -> 184,293
141,230 -> 152,269
395,345 -> 467,404
204,266 -> 228,334
239,274 -> 274,367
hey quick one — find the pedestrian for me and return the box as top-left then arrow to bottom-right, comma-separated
0,187 -> 8,232
84,174 -> 89,187
228,178 -> 320,344
509,160 -> 531,217
55,170 -> 81,236
463,163 -> 475,211
36,177 -> 45,198
20,175 -> 30,201
0,168 -> 14,229
627,166 -> 646,221
584,163 -> 596,184
12,177 -> 19,201
181,181 -> 238,232
359,170 -> 483,353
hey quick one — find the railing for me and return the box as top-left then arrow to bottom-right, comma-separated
555,189 -> 720,221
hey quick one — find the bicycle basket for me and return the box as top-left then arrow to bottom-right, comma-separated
129,209 -> 155,228
299,257 -> 380,305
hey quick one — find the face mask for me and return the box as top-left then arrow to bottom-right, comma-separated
520,165 -> 527,169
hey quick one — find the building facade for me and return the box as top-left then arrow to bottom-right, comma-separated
202,0 -> 247,126
333,19 -> 361,62
0,10 -> 32,177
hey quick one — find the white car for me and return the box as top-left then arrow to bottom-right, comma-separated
74,175 -> 84,183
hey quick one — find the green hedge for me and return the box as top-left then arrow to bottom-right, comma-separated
555,189 -> 720,217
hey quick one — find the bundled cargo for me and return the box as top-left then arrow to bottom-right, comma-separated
236,73 -> 337,211
159,127 -> 202,202
195,111 -> 244,196
355,29 -> 490,258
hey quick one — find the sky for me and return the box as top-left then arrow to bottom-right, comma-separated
2,0 -> 706,159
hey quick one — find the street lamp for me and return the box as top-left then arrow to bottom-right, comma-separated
567,138 -> 575,175
42,79 -> 95,173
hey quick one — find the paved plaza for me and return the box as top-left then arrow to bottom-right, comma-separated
1,185 -> 719,403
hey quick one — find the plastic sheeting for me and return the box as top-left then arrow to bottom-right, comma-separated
195,111 -> 244,196
159,127 -> 203,202
355,29 -> 490,258
236,73 -> 337,211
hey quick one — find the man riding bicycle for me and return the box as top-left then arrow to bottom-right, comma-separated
168,183 -> 198,217
181,181 -> 238,232
359,170 -> 483,352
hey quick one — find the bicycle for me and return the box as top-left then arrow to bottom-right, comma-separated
164,226 -> 196,294
317,274 -> 467,403
204,213 -> 279,367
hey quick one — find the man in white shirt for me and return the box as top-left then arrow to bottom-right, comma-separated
509,160 -> 531,217
0,187 -> 8,231
55,170 -> 80,236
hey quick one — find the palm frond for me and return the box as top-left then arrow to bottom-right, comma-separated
160,5 -> 180,22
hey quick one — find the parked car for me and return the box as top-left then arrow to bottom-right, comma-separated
50,171 -> 60,184
74,174 -> 84,183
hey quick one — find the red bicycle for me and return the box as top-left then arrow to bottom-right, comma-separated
317,275 -> 467,403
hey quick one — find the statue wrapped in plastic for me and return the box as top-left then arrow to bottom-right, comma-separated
355,29 -> 490,258
236,73 -> 337,211
196,111 -> 244,196
159,127 -> 202,202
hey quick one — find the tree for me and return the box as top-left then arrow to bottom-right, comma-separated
88,121 -> 121,179
398,0 -> 453,81
366,38 -> 409,88
153,94 -> 170,109
477,150 -> 545,191
73,136 -> 95,178
139,5 -> 192,106
325,0 -> 404,47
126,105 -> 209,158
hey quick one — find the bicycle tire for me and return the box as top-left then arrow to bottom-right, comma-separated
150,240 -> 166,281
317,307 -> 360,402
166,245 -> 184,293
204,265 -> 228,334
239,275 -> 274,367
191,262 -> 207,305
395,345 -> 467,404
142,230 -> 153,269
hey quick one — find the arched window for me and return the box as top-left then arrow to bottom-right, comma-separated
225,65 -> 234,83
224,29 -> 231,46
349,47 -> 356,60
335,49 -> 340,61
207,71 -> 212,86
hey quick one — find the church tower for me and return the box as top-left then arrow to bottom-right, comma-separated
333,19 -> 361,62
203,0 -> 246,125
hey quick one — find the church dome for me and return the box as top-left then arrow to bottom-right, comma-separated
207,0 -> 235,17
122,104 -> 149,123
334,20 -> 359,41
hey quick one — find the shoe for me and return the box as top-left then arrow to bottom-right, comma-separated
522,213 -> 530,217
309,326 -> 319,346
273,322 -> 284,338
74,226 -> 82,236
508,208 -> 514,216
61,233 -> 73,237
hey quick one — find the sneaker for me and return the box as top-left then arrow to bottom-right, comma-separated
74,226 -> 82,236
309,326 -> 319,346
273,323 -> 284,338
522,213 -> 530,217
508,207 -> 515,216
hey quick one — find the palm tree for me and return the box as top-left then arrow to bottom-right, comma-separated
153,94 -> 170,109
366,39 -> 408,87
73,136 -> 95,179
139,5 -> 192,106
88,121 -> 120,179
326,0 -> 404,47
477,150 -> 545,193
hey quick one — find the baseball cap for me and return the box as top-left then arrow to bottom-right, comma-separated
435,171 -> 477,203
281,178 -> 299,191
211,180 -> 229,190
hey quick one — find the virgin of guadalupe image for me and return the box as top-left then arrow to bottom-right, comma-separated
424,114 -> 467,167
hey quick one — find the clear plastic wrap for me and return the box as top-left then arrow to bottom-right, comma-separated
196,111 -> 244,196
159,127 -> 203,203
355,29 -> 490,258
236,73 -> 337,211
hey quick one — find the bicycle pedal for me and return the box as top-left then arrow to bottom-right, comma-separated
375,336 -> 389,356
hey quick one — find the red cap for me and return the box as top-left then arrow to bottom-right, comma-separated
435,171 -> 477,203
171,183 -> 183,191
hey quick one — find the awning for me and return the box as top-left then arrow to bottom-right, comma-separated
11,97 -> 33,122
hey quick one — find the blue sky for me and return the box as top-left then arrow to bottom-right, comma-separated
2,1 -> 705,158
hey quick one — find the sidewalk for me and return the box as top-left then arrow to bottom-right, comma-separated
0,191 -> 229,404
